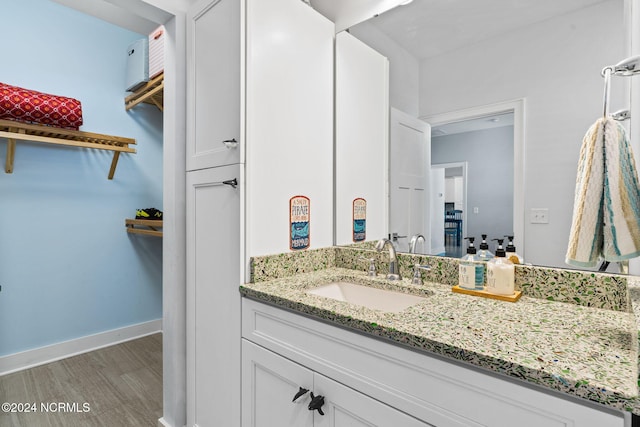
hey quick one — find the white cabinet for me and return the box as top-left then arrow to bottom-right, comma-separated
242,339 -> 432,427
242,339 -> 314,427
188,0 -> 334,257
187,0 -> 242,171
186,164 -> 243,427
186,0 -> 334,425
242,298 -> 628,427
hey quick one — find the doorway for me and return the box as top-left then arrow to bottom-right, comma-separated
424,99 -> 524,257
431,162 -> 467,257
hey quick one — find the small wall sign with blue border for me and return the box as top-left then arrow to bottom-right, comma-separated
352,198 -> 366,242
290,195 -> 310,250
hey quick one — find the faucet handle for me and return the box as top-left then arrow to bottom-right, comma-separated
359,257 -> 377,277
411,264 -> 431,285
391,232 -> 407,242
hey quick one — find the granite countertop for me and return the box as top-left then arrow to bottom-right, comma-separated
240,266 -> 640,414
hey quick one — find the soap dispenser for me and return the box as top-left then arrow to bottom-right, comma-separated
459,237 -> 485,290
477,234 -> 494,261
504,235 -> 523,265
486,239 -> 515,296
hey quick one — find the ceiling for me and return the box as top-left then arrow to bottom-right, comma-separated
359,0 -> 610,60
50,0 -> 176,34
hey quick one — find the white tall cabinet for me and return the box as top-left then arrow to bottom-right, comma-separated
186,0 -> 334,426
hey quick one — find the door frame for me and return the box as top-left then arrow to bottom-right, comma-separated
421,98 -> 525,259
431,161 -> 468,244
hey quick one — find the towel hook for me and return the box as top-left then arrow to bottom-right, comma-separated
601,66 -> 613,118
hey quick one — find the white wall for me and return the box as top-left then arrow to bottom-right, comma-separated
420,0 -> 625,267
350,21 -> 420,117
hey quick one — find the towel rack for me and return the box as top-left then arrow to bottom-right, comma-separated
597,56 -> 640,273
601,55 -> 640,120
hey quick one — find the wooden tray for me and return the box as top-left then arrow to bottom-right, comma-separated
451,285 -> 522,302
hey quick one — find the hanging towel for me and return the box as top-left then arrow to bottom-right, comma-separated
566,117 -> 640,267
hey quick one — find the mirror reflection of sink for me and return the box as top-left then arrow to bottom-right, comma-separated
306,281 -> 427,313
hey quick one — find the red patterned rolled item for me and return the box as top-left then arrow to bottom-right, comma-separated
0,82 -> 83,130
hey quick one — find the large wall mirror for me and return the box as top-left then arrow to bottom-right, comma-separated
337,0 -> 632,270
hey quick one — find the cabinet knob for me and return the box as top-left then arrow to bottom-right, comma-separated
308,392 -> 325,416
292,387 -> 309,403
222,138 -> 238,149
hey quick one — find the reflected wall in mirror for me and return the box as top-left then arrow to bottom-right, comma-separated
345,0 -> 631,269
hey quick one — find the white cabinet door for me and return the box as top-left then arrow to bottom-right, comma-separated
314,373 -> 433,427
242,340 -> 314,427
187,165 -> 242,427
187,0 -> 241,171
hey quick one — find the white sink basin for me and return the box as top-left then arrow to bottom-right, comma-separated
307,281 -> 426,313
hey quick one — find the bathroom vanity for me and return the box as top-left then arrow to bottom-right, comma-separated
239,248 -> 638,426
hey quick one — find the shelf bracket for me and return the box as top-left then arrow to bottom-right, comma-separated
108,151 -> 120,180
5,127 -> 24,174
5,138 -> 15,174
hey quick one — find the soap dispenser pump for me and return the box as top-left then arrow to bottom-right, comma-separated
486,239 -> 515,296
459,237 -> 485,290
477,234 -> 494,261
504,235 -> 523,265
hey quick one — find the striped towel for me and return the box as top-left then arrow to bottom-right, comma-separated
566,117 -> 640,267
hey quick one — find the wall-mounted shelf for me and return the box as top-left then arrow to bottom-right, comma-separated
126,219 -> 163,237
0,119 -> 136,179
125,72 -> 164,112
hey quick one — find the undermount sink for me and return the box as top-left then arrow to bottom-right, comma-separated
306,281 -> 427,313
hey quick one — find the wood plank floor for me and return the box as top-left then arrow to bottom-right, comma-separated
0,333 -> 162,427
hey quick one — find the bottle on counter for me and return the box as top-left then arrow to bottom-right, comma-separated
477,234 -> 494,262
486,239 -> 515,296
459,237 -> 485,290
504,235 -> 523,265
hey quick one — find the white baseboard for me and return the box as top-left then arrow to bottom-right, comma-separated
0,319 -> 162,376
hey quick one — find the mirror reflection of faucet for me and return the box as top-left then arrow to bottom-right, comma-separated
409,234 -> 425,254
375,238 -> 402,280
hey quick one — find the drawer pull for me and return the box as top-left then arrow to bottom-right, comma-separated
222,138 -> 238,149
292,387 -> 309,403
308,392 -> 325,415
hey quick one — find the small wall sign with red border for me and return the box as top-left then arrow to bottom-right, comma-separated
352,198 -> 366,242
290,195 -> 310,250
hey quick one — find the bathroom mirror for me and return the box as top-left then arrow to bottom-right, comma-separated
337,0 -> 631,269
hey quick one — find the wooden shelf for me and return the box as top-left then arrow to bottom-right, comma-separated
125,72 -> 164,112
125,219 -> 163,237
0,119 -> 136,179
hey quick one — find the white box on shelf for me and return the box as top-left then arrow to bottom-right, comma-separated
149,25 -> 165,79
125,38 -> 149,92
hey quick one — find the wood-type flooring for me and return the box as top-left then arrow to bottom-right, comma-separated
0,333 -> 162,427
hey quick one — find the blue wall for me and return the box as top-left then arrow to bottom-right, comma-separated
0,0 -> 163,357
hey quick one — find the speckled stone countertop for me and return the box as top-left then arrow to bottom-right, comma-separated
242,248 -> 640,415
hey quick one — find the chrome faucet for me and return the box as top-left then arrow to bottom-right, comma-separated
375,238 -> 402,280
409,234 -> 425,254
